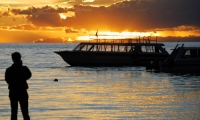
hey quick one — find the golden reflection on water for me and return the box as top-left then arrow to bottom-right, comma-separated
1,67 -> 200,119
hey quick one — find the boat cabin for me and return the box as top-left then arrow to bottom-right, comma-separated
73,43 -> 167,53
73,36 -> 168,54
166,44 -> 200,61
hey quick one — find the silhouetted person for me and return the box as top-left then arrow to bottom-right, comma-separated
5,52 -> 32,120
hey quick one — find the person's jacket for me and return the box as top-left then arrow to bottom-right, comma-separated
5,61 -> 32,90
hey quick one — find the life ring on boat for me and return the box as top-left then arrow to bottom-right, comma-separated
168,61 -> 174,68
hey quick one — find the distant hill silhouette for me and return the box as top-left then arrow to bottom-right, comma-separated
158,36 -> 200,42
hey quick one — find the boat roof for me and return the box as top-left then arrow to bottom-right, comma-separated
79,42 -> 165,46
172,44 -> 200,50
179,47 -> 200,50
82,35 -> 161,44
77,35 -> 165,46
180,47 -> 200,50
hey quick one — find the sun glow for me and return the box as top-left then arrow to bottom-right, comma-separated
77,31 -> 159,41
68,38 -> 73,41
83,0 -> 95,2
59,13 -> 67,19
33,38 -> 43,43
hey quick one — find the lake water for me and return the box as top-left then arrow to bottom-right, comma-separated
0,42 -> 200,119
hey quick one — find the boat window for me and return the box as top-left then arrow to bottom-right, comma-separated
129,46 -> 135,52
104,45 -> 112,52
183,50 -> 199,58
74,44 -> 82,51
141,46 -> 156,53
122,46 -> 131,52
181,50 -> 189,58
84,44 -> 136,52
111,45 -> 125,52
81,45 -> 88,51
89,45 -> 112,52
185,50 -> 190,56
89,45 -> 97,51
87,45 -> 93,51
100,45 -> 109,51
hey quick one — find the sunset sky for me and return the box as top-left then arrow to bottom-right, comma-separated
0,0 -> 200,43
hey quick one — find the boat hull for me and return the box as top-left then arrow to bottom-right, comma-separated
55,51 -> 168,66
159,61 -> 200,74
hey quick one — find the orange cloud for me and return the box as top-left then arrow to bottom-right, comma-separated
0,5 -> 11,17
3,0 -> 199,31
1,0 -> 200,43
154,25 -> 200,37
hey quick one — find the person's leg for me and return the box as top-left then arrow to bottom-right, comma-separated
19,91 -> 30,120
9,91 -> 18,120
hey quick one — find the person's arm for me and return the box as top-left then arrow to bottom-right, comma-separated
23,66 -> 32,80
5,69 -> 10,84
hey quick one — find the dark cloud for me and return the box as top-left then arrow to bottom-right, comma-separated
27,13 -> 63,26
157,26 -> 200,31
33,37 -> 63,43
63,0 -> 200,31
59,0 -> 122,6
65,28 -> 79,33
0,11 -> 10,17
11,5 -> 70,15
0,5 -> 11,17
11,5 -> 72,26
9,24 -> 36,30
8,0 -> 200,31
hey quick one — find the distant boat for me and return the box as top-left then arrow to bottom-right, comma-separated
149,44 -> 200,74
54,35 -> 169,67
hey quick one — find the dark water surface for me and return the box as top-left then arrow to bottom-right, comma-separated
0,43 -> 200,119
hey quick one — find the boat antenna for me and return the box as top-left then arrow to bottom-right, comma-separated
174,39 -> 180,49
95,29 -> 98,37
95,29 -> 98,42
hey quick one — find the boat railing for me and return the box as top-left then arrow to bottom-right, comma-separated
88,35 -> 157,43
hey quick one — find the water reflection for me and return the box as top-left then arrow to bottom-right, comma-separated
1,66 -> 200,119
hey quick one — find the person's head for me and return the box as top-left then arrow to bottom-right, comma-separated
12,52 -> 21,63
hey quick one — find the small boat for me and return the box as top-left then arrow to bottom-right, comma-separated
54,35 -> 169,67
149,44 -> 200,74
